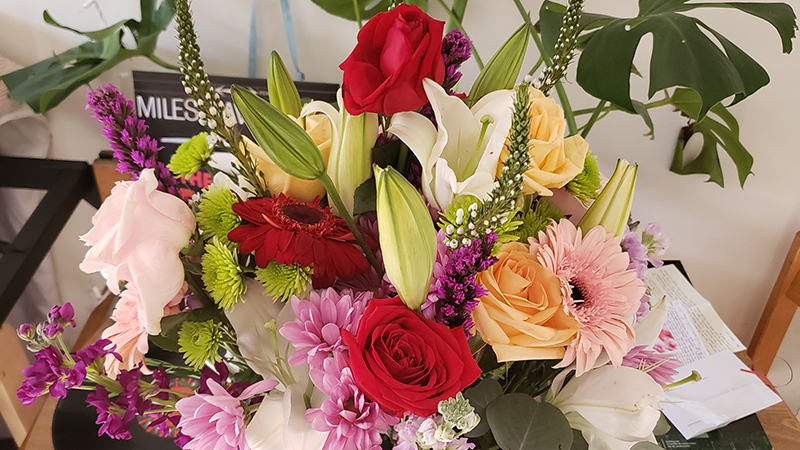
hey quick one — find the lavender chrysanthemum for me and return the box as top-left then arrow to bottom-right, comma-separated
280,288 -> 372,369
87,85 -> 179,196
435,232 -> 498,332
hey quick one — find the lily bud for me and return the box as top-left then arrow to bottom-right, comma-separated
375,165 -> 437,310
267,51 -> 302,118
232,85 -> 325,180
329,100 -> 378,215
467,22 -> 530,107
578,159 -> 637,237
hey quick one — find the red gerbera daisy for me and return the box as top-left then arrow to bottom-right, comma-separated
228,194 -> 369,288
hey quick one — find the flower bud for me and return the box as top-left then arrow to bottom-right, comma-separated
43,322 -> 64,340
374,165 -> 437,310
231,85 -> 326,180
467,22 -> 530,107
267,51 -> 302,118
17,323 -> 36,341
578,159 -> 637,237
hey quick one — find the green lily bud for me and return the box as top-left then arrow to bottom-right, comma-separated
328,108 -> 379,216
267,51 -> 302,118
578,159 -> 637,237
467,22 -> 530,107
232,85 -> 325,180
375,165 -> 437,310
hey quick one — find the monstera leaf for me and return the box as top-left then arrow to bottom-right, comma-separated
1,0 -> 176,114
310,0 -> 428,22
670,88 -> 752,187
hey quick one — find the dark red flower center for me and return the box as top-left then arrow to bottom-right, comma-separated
279,203 -> 324,225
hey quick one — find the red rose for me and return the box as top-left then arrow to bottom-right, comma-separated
339,4 -> 445,116
342,298 -> 481,417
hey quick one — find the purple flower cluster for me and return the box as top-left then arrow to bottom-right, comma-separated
622,223 -> 670,317
87,366 -> 156,440
17,338 -> 116,406
441,28 -> 472,94
87,85 -> 179,196
18,303 -> 78,351
435,232 -> 498,332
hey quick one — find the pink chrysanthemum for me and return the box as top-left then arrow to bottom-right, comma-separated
531,219 -> 644,376
306,356 -> 397,450
420,231 -> 451,321
621,345 -> 680,386
176,379 -> 278,450
280,288 -> 372,368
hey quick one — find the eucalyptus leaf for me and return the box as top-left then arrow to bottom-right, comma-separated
463,377 -> 504,438
570,429 -> 589,450
671,97 -> 753,187
486,393 -> 572,450
1,0 -> 176,114
653,413 -> 672,436
630,442 -> 665,450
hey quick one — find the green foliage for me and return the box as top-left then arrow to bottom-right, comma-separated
670,89 -> 752,187
1,0 -> 176,114
309,0 -> 428,22
486,393 -> 573,450
467,23 -> 530,107
516,198 -> 565,243
463,377 -> 504,438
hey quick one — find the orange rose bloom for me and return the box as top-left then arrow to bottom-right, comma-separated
472,241 -> 579,362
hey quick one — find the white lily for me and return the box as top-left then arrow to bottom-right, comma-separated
302,90 -> 378,216
225,279 -> 308,388
388,78 -> 515,211
246,383 -> 328,450
547,365 -> 665,450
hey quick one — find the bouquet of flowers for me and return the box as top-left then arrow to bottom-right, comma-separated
14,0 -> 791,449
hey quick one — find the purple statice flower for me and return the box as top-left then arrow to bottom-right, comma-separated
441,29 -> 472,94
306,356 -> 397,450
435,232 -> 498,332
280,288 -> 372,369
88,385 -> 135,440
621,345 -> 681,386
87,85 -> 179,196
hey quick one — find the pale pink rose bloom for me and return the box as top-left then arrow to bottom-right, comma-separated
177,379 -> 278,450
80,169 -> 195,334
101,281 -> 186,378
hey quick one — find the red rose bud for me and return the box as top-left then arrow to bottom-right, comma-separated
342,298 -> 482,417
339,4 -> 445,115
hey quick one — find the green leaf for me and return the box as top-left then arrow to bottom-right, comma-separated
309,0 -> 392,22
570,430 -> 589,450
575,0 -> 795,118
149,307 -> 222,353
539,2 -> 614,59
630,443 -> 665,450
463,378 -> 504,438
670,99 -> 753,187
467,22 -> 530,107
653,413 -> 672,436
486,393 -> 572,450
0,0 -> 176,114
352,177 -> 376,215
631,100 -> 655,138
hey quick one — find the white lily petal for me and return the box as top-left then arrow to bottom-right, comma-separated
433,159 -> 459,211
456,172 -> 496,202
389,111 -> 439,203
423,78 -> 480,176
301,99 -> 342,133
471,89 -> 515,175
636,296 -> 668,348
552,365 -> 664,449
246,390 -> 286,450
282,383 -> 328,450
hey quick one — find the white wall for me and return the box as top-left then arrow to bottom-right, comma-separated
1,0 -> 798,345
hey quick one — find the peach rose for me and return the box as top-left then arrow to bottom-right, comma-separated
472,241 -> 579,362
497,86 -> 588,196
243,113 -> 332,202
79,169 -> 195,334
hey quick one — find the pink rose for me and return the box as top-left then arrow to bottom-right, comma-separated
80,169 -> 194,334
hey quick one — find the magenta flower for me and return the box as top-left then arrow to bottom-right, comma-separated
621,345 -> 680,386
87,385 -> 135,440
306,357 -> 397,450
280,288 -> 372,368
176,379 -> 278,450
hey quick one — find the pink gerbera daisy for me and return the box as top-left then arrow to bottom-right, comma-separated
530,219 -> 644,376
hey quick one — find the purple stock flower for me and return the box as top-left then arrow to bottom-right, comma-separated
42,322 -> 64,339
48,303 -> 77,328
88,385 -> 134,440
16,344 -> 95,405
434,232 -> 498,332
17,323 -> 35,341
87,85 -> 179,196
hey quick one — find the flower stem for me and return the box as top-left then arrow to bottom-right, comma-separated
146,53 -> 180,71
581,99 -> 607,139
351,0 -> 362,28
433,0 -> 483,69
554,82 -> 578,136
318,173 -> 382,275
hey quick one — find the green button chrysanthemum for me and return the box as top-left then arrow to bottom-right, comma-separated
255,261 -> 312,302
565,152 -> 601,206
196,185 -> 240,246
201,236 -> 245,310
178,320 -> 222,370
168,132 -> 213,178
517,198 -> 565,243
